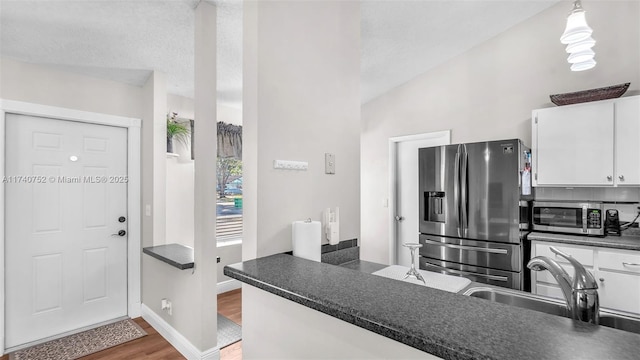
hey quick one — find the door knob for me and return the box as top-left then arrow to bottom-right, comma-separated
395,215 -> 405,221
599,278 -> 605,282
111,230 -> 126,237
619,175 -> 625,181
118,216 -> 126,223
607,175 -> 613,181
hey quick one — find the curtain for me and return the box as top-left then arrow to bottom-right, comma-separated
217,122 -> 242,159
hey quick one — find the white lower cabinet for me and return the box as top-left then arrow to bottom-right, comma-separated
597,269 -> 640,314
531,241 -> 640,316
535,282 -> 565,300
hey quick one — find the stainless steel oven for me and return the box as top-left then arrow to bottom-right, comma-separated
532,201 -> 604,236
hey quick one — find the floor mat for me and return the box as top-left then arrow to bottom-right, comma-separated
10,319 -> 146,360
218,313 -> 242,349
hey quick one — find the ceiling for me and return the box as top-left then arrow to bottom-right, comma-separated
0,0 -> 559,109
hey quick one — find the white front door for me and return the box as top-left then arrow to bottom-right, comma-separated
5,114 -> 128,349
393,133 -> 450,266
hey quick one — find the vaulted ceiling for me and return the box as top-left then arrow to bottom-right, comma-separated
0,0 -> 559,108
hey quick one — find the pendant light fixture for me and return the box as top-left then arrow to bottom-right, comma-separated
561,0 -> 596,71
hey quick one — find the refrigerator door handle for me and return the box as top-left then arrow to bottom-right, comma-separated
422,262 -> 509,282
421,239 -> 509,254
454,144 -> 461,235
461,144 -> 469,236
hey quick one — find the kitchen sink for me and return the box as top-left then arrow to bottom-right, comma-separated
463,287 -> 640,334
599,315 -> 640,334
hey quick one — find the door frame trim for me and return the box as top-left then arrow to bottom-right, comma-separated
388,130 -> 451,265
0,99 -> 142,354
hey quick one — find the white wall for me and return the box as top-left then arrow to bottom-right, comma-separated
361,0 -> 640,264
141,72 -> 168,249
243,0 -> 361,259
168,93 -> 242,126
166,156 -> 195,247
217,243 -> 242,283
218,104 -> 242,126
0,57 -> 143,119
192,1 -> 218,350
242,285 -> 438,360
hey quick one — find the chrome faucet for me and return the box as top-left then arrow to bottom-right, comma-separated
527,246 -> 599,324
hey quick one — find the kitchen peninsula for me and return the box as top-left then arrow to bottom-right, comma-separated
224,254 -> 640,360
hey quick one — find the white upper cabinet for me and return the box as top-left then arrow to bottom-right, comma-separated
615,96 -> 640,185
533,101 -> 614,186
532,95 -> 640,187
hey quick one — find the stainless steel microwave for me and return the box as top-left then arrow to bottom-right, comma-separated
532,201 -> 604,236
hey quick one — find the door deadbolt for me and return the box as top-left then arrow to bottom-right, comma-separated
118,216 -> 126,223
395,215 -> 405,221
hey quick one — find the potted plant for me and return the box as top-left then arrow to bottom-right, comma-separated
166,112 -> 191,153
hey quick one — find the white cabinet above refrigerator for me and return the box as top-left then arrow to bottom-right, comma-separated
532,95 -> 640,187
615,96 -> 640,185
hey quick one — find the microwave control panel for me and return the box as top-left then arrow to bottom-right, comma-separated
587,209 -> 602,229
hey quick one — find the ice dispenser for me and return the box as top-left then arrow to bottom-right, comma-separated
425,191 -> 446,222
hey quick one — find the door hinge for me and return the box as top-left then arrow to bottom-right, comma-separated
535,173 -> 538,180
534,115 -> 538,124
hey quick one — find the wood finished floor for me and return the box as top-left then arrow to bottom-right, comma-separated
218,289 -> 243,360
1,288 -> 243,360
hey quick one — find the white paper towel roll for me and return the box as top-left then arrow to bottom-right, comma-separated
328,222 -> 339,246
292,220 -> 321,262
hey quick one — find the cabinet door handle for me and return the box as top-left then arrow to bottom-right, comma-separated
622,262 -> 640,267
607,175 -> 613,181
618,175 -> 625,181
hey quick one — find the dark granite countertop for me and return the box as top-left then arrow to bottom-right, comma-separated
224,254 -> 640,360
527,231 -> 640,251
143,243 -> 194,270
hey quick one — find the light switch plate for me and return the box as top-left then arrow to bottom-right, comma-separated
325,153 -> 335,174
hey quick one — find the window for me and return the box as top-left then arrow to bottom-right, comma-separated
216,122 -> 243,245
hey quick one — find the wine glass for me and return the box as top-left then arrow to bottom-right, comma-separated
403,242 -> 426,285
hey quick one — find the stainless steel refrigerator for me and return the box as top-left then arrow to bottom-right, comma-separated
418,139 -> 532,290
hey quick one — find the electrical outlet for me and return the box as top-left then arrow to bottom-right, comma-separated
161,298 -> 172,315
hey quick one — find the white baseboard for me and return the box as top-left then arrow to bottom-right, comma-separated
141,304 -> 219,360
217,279 -> 241,294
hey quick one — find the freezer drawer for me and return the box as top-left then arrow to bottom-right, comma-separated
420,257 -> 522,290
418,234 -> 522,272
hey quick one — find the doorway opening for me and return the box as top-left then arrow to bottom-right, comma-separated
388,130 -> 451,266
